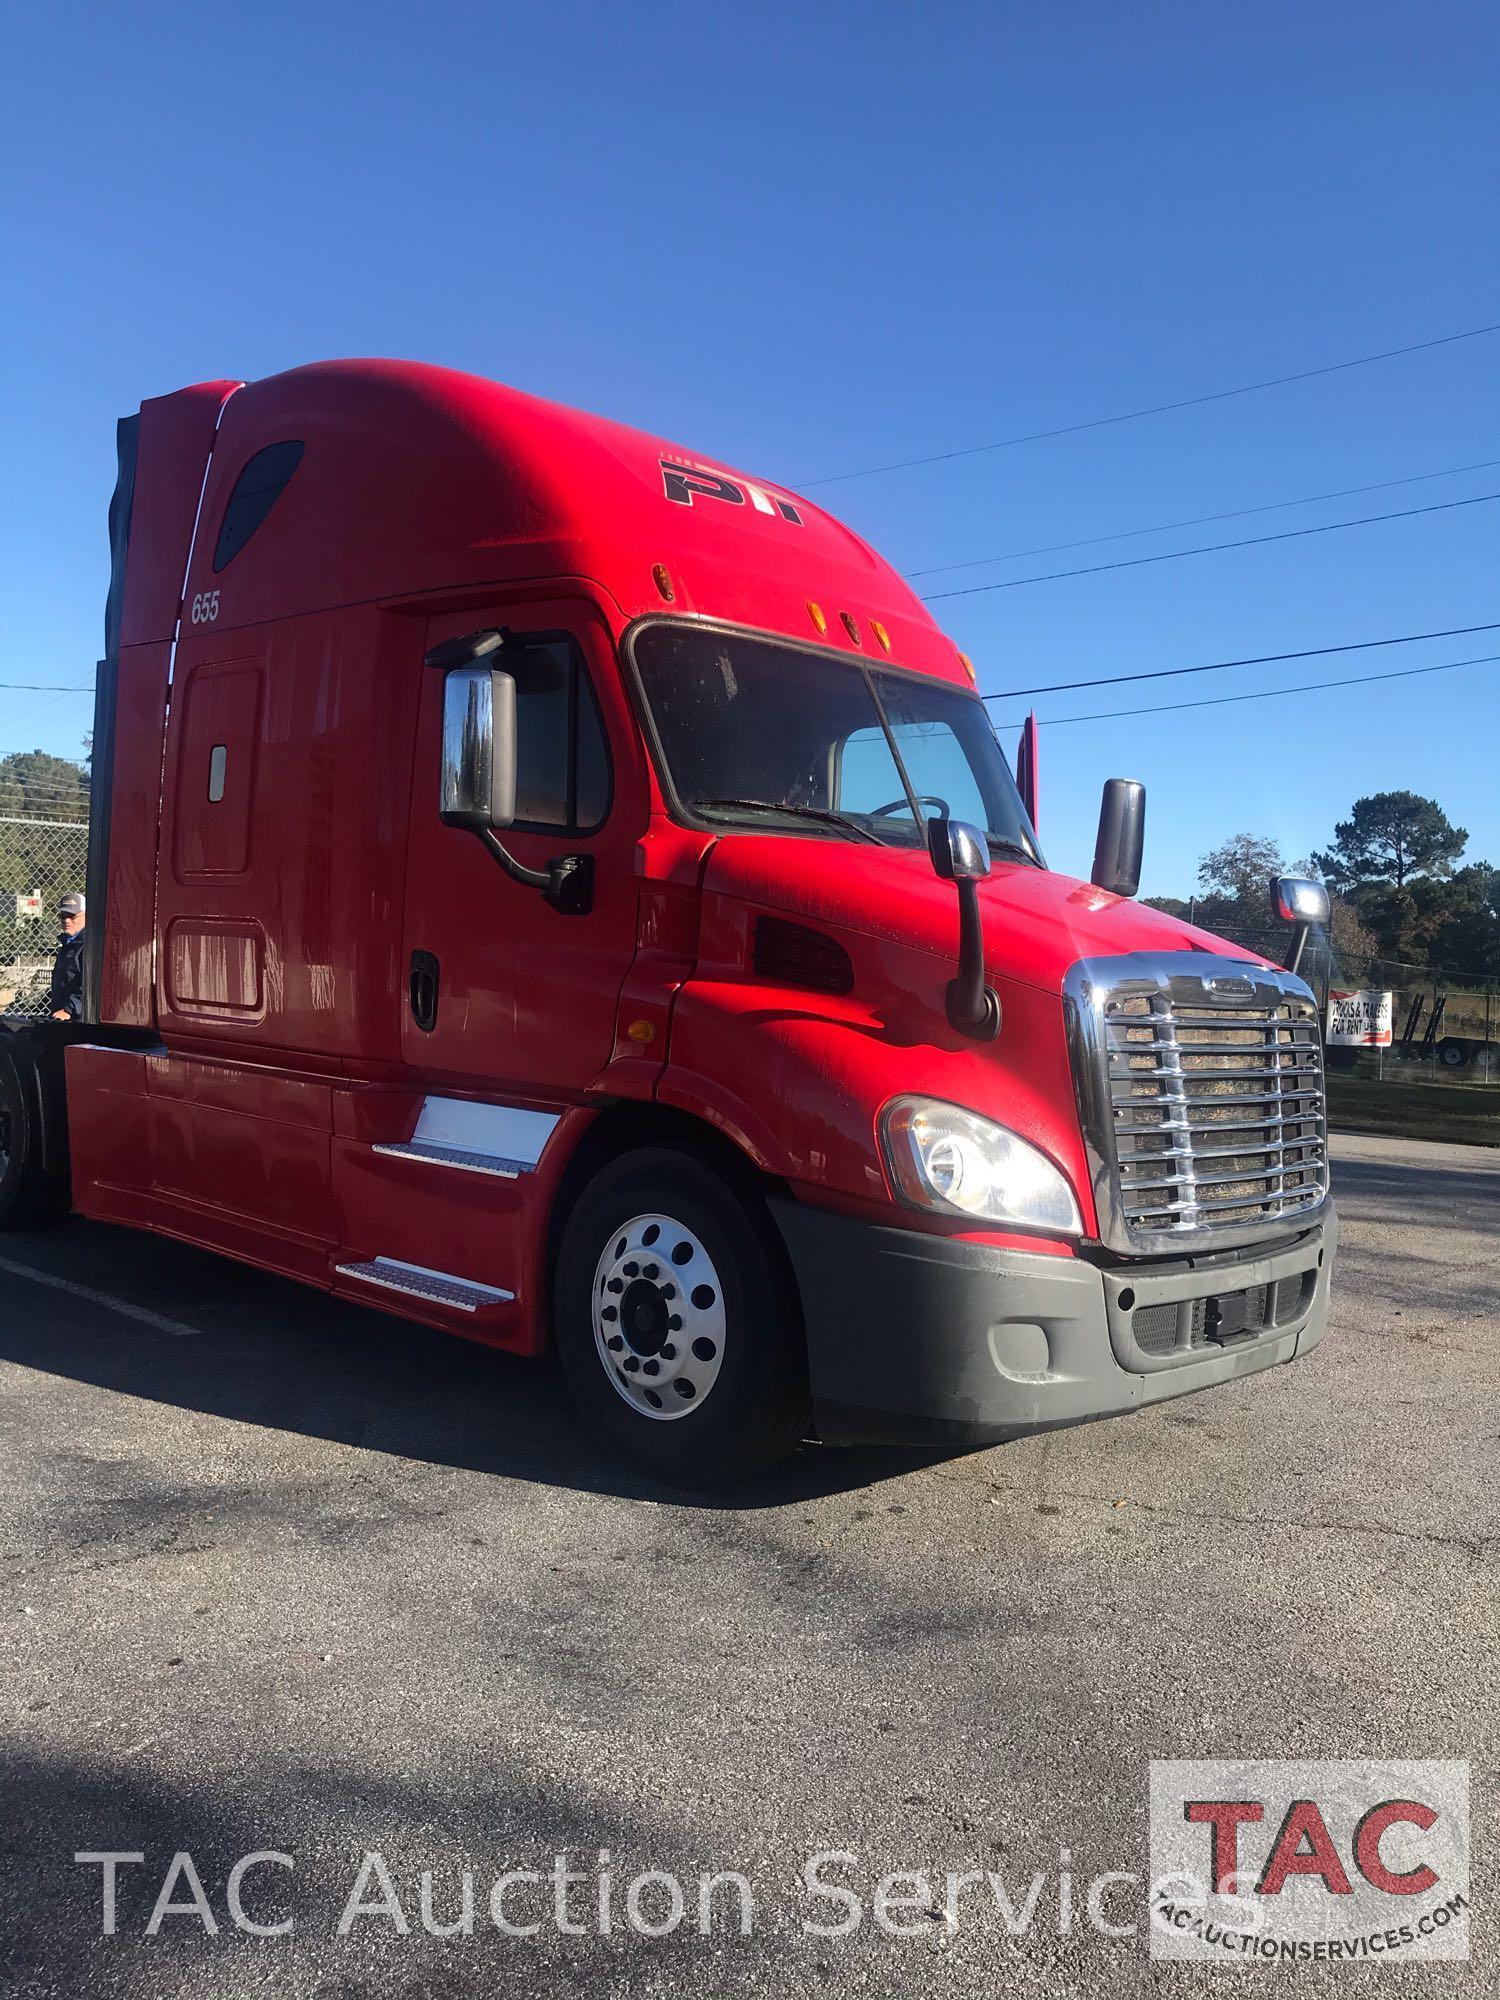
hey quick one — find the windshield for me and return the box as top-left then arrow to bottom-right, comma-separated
631,623 -> 1041,859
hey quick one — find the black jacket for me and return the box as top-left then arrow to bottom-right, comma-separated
49,928 -> 85,1019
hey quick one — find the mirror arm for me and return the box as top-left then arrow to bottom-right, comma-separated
1284,924 -> 1309,977
947,878 -> 1002,1041
476,830 -> 594,916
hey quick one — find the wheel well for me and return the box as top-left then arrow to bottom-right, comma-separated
543,1101 -> 795,1345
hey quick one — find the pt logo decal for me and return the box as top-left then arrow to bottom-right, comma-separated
660,459 -> 802,525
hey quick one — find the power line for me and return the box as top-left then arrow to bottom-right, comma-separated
905,457 -> 1500,579
921,490 -> 1500,600
799,322 -> 1500,487
983,620 -> 1500,701
993,650 -> 1500,729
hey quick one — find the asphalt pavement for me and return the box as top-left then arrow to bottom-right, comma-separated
0,1132 -> 1494,1997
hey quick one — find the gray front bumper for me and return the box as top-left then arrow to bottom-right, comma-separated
771,1199 -> 1336,1448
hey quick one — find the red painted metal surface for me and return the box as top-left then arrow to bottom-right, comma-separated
70,357 -> 1244,1356
119,381 -> 240,649
176,360 -> 962,683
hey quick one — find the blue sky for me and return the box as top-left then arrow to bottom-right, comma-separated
2,0 -> 1495,895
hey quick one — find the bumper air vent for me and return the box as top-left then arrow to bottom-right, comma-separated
753,917 -> 854,996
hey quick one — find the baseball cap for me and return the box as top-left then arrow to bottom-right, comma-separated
58,892 -> 85,917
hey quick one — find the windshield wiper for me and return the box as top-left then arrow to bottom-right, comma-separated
986,834 -> 1040,866
693,797 -> 887,845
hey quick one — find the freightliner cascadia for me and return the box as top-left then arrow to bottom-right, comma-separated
0,362 -> 1337,1481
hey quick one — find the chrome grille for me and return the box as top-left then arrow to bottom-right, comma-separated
1065,954 -> 1329,1254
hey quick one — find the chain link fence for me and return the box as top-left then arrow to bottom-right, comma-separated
0,814 -> 90,1017
1200,913 -> 1499,1144
1213,922 -> 1499,1063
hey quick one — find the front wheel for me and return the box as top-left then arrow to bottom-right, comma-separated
553,1147 -> 809,1484
1437,1039 -> 1468,1069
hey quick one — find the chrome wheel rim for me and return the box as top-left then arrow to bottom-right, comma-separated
591,1212 -> 726,1421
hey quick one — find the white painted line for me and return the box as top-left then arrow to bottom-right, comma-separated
0,1253 -> 199,1339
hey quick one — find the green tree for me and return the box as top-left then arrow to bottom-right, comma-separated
1408,865 -> 1500,976
1197,832 -> 1287,910
1313,791 -> 1467,892
0,749 -> 90,822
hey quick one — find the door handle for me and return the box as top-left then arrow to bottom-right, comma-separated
409,950 -> 440,1033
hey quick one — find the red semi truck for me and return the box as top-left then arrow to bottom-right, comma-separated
0,361 -> 1336,1481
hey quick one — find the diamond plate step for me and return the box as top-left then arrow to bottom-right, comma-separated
333,1257 -> 514,1312
371,1139 -> 530,1178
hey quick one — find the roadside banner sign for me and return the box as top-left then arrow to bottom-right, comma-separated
1326,988 -> 1393,1047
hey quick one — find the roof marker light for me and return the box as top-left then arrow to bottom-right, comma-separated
652,563 -> 674,602
840,611 -> 862,644
871,619 -> 891,652
807,601 -> 828,634
957,651 -> 977,685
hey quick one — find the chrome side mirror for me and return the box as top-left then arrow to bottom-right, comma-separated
928,816 -> 991,883
1273,875 -> 1329,977
1273,876 -> 1330,927
436,657 -> 592,916
440,665 -> 517,830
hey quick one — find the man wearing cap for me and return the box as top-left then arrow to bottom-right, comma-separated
49,893 -> 86,1021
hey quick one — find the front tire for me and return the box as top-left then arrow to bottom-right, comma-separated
553,1147 -> 809,1484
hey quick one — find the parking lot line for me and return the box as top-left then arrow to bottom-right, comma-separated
0,1252 -> 201,1339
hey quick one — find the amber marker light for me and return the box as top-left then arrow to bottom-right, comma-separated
840,611 -> 862,644
652,564 -> 674,602
626,1018 -> 656,1044
871,619 -> 891,652
806,601 -> 828,634
957,651 -> 977,685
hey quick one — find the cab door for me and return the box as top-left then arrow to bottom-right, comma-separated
398,599 -> 640,1096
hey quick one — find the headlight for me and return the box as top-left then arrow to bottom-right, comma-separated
880,1096 -> 1082,1234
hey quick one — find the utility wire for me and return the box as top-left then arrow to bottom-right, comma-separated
0,682 -> 94,693
992,651 -> 1500,729
921,490 -> 1500,600
799,322 -> 1500,486
905,457 -> 1500,578
982,620 -> 1500,701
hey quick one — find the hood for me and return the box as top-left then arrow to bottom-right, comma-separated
701,834 -> 1263,994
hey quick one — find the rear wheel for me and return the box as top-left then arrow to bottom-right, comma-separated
554,1147 -> 809,1484
0,1047 -> 64,1226
1438,1039 -> 1468,1069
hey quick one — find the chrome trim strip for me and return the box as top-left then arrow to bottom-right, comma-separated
1064,951 -> 1330,1255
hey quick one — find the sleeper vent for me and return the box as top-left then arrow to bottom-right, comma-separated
752,917 -> 854,995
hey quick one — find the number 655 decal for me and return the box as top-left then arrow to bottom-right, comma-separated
190,591 -> 221,625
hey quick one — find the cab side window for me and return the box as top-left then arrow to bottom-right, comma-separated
213,442 -> 304,571
511,636 -> 611,831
